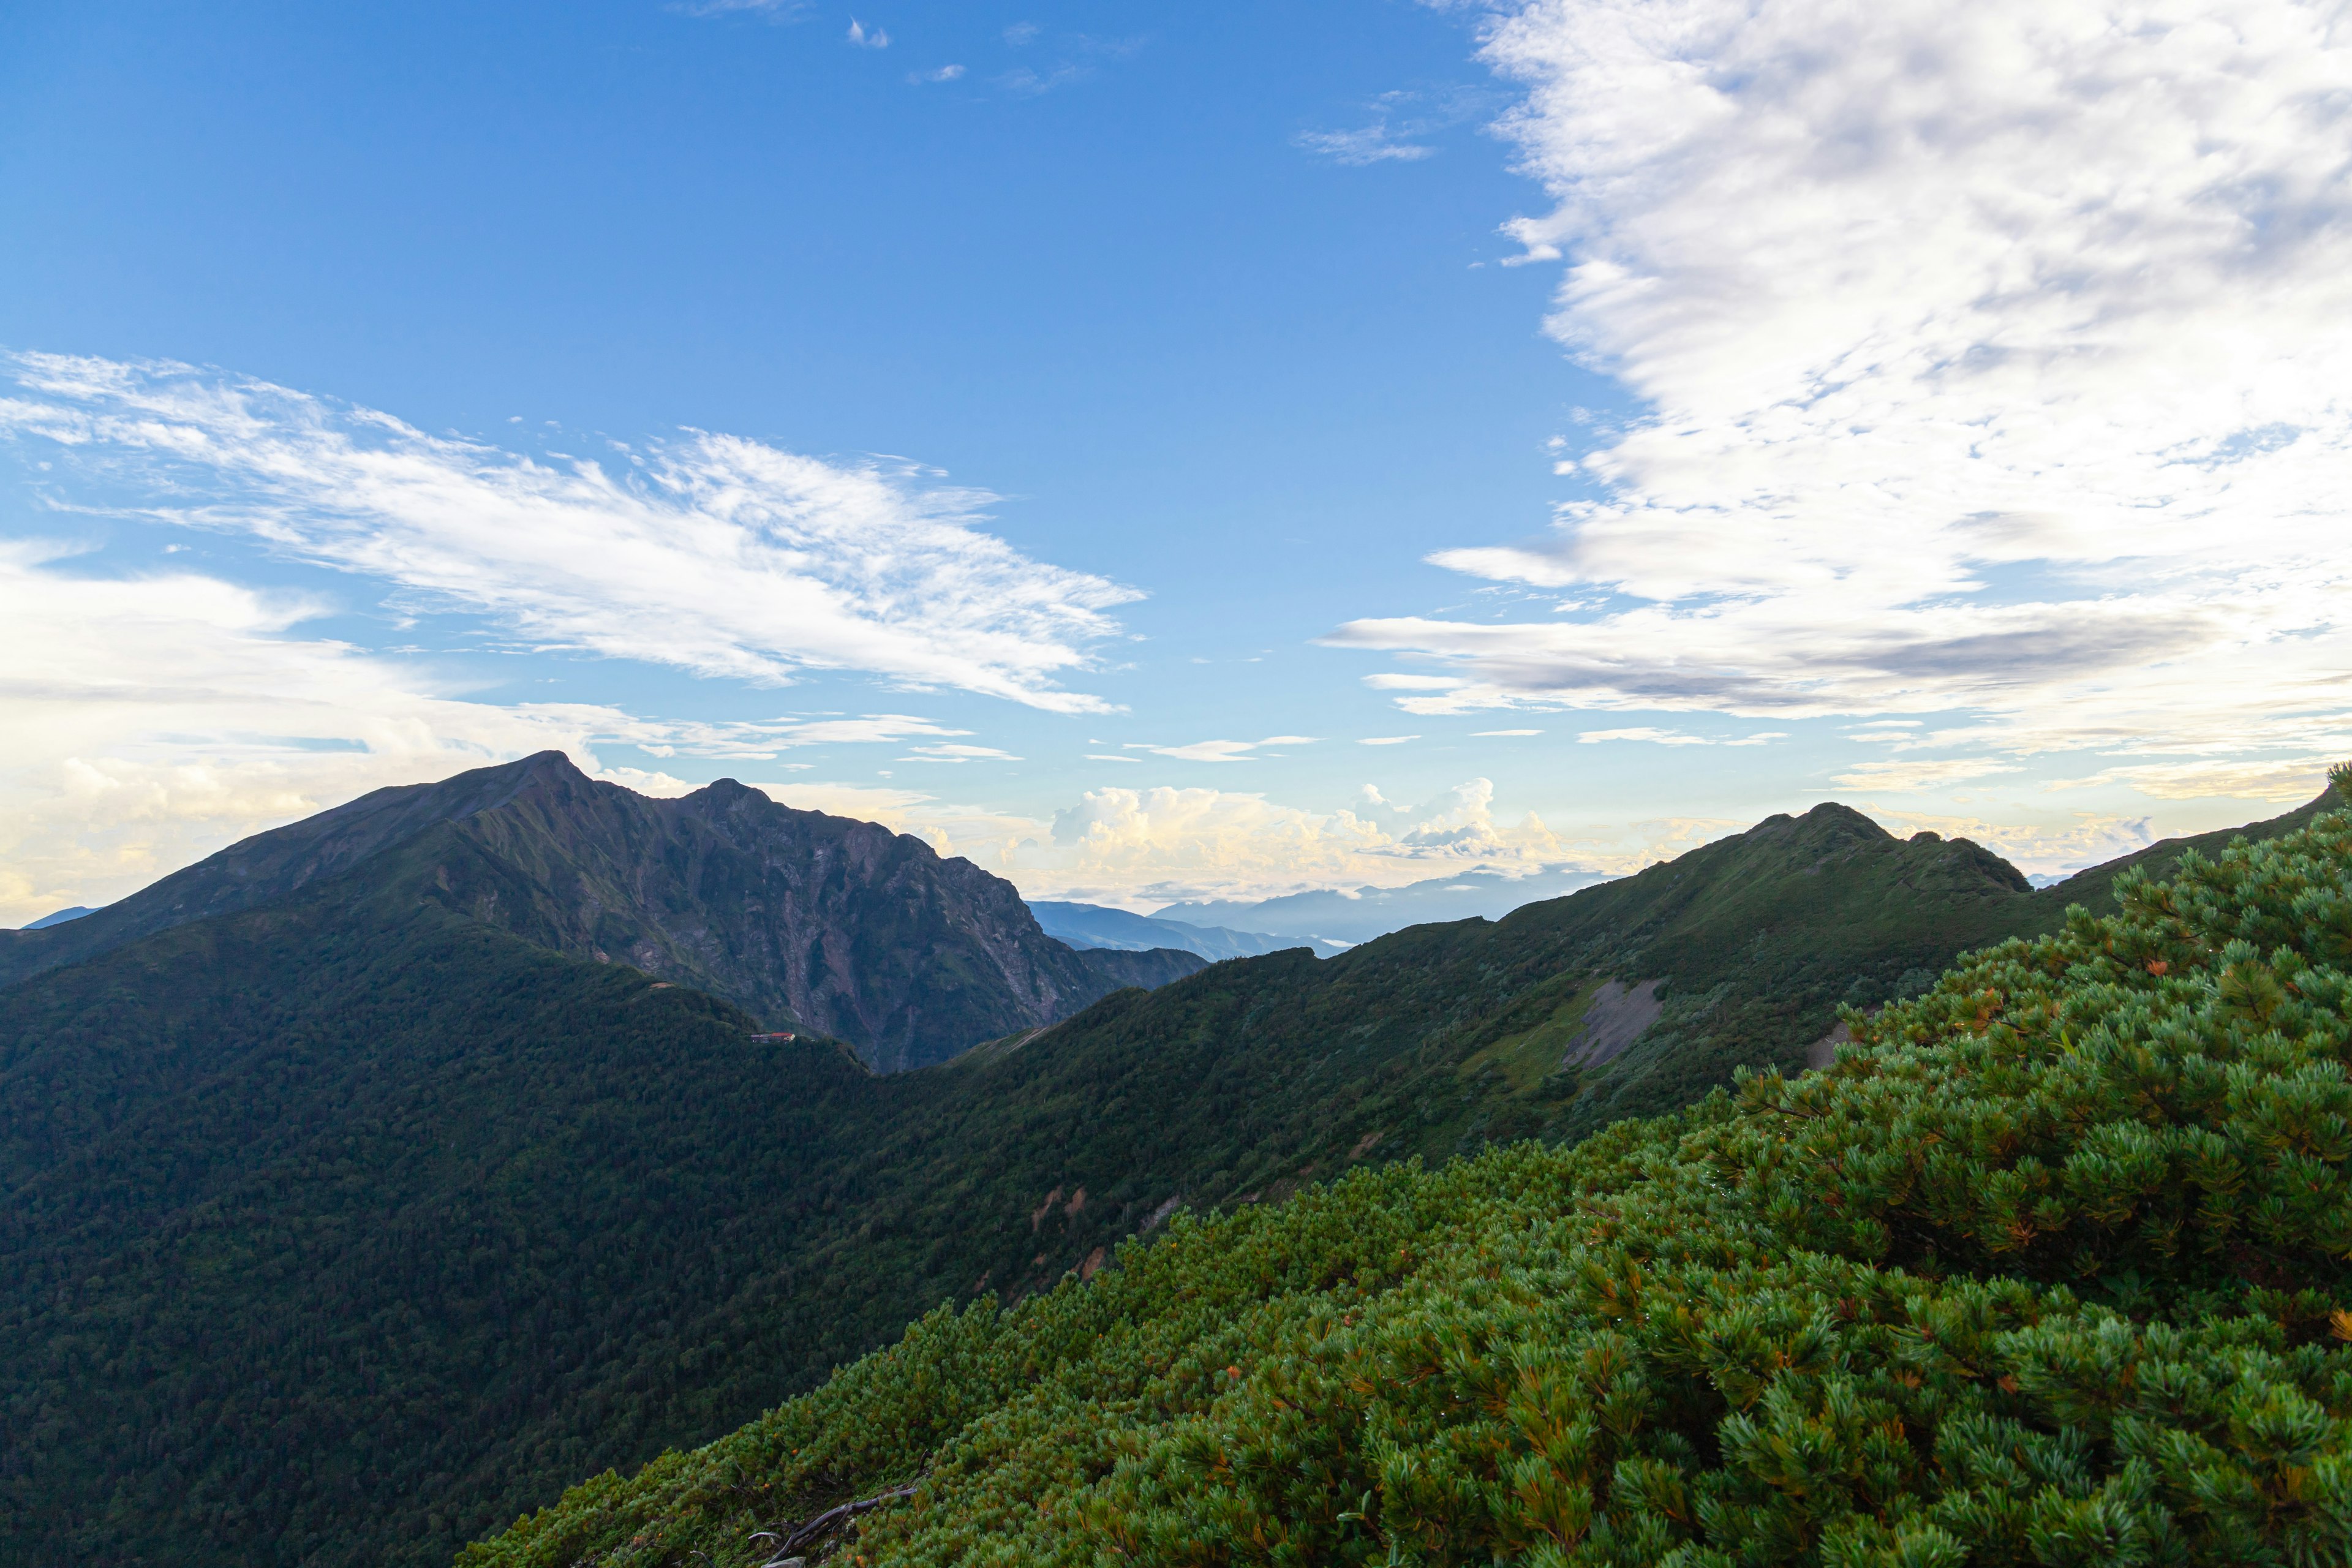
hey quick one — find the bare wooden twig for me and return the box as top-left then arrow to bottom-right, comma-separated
753,1480 -> 922,1567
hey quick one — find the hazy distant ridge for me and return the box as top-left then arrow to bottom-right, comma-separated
1155,862 -> 1613,945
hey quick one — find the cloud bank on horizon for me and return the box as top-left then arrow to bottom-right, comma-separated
1334,0 -> 2352,802
753,772 -> 1718,911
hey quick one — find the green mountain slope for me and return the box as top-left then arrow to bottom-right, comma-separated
464,797 -> 2352,1568
2,785 -> 2328,1567
0,753 -> 1201,1071
0,882 -> 870,1567
2022,790 -> 2335,921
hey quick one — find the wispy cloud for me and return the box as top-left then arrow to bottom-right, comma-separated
1359,734 -> 1419,745
996,63 -> 1085,96
1833,758 -> 2024,793
1296,86 -> 1493,167
1294,127 -> 1435,165
673,0 -> 809,18
1,353 -> 1135,714
910,64 -> 963,83
1122,735 -> 1317,764
1576,726 -> 1781,748
990,29 -> 1144,97
1331,0 -> 2352,799
1580,727 -> 1705,747
845,18 -> 887,48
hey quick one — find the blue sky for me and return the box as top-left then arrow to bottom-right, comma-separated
6,0 -> 2350,921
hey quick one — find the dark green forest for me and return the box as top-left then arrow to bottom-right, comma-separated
0,783 -> 2329,1566
469,793 -> 2352,1568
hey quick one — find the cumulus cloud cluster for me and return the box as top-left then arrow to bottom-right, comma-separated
1333,0 -> 2352,799
758,771 -> 1734,907
1,353 -> 1134,714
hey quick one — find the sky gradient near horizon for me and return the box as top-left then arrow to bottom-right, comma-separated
5,0 -> 2350,924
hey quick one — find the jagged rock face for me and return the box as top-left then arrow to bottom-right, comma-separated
0,753 -> 1200,1070
417,761 -> 1176,1071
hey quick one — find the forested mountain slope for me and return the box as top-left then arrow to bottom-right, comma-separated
0,881 -> 862,1568
469,793 -> 2352,1568
0,752 -> 1199,1069
1,783 -> 2329,1567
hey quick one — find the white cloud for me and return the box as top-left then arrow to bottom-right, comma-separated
1297,88 -> 1494,168
1359,734 -> 1420,745
1294,127 -> 1436,165
912,64 -> 964,82
674,0 -> 809,16
996,64 -> 1085,96
1122,735 -> 1318,763
1833,757 -> 2025,793
1330,0 -> 2352,799
846,18 -> 888,47
901,742 -> 1019,762
2043,755 -> 2336,804
1579,726 -> 1706,746
745,772 -> 1705,906
1474,728 -> 1542,736
1,353 -> 1134,714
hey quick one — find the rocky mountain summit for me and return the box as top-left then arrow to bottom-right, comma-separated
0,752 -> 1200,1069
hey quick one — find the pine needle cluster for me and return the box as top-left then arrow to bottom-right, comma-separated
466,801 -> 2352,1568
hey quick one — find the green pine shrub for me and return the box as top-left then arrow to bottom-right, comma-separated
464,803 -> 2352,1568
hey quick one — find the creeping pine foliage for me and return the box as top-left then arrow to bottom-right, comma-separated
466,802 -> 2352,1568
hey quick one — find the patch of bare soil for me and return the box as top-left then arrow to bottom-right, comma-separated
1559,978 -> 1665,1069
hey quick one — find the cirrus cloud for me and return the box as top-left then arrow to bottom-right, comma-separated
2,353 -> 1135,714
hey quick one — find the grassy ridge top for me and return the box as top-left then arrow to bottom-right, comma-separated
464,803 -> 2352,1568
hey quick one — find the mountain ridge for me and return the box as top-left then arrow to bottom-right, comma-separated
1025,900 -> 1312,961
1155,861 -> 1615,944
0,752 -> 1203,1071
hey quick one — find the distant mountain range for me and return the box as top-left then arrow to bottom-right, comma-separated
1153,861 -> 1615,945
0,766 -> 2330,1568
0,752 -> 1202,1071
1025,900 -> 1340,960
19,905 -> 92,929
